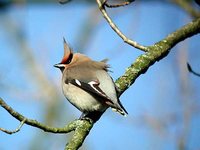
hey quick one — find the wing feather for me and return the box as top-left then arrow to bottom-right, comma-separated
69,79 -> 114,105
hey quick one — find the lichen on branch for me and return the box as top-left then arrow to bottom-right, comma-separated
0,1 -> 200,150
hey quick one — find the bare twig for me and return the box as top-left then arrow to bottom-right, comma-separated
96,0 -> 149,52
187,62 -> 200,77
0,118 -> 26,134
0,97 -> 93,150
1,16 -> 200,148
58,0 -> 72,4
0,97 -> 91,134
103,0 -> 135,8
1,8 -> 200,150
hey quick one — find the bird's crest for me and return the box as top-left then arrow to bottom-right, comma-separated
60,37 -> 73,64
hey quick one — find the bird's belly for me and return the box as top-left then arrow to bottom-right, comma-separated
62,83 -> 107,112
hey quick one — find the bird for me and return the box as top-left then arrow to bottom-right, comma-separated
54,38 -> 128,120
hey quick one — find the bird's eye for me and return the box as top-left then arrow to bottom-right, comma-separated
65,53 -> 73,64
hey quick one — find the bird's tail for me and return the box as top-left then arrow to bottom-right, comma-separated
112,100 -> 128,116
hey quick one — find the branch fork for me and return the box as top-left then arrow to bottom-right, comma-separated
1,0 -> 200,149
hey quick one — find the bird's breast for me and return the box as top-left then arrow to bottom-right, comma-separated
62,83 -> 107,112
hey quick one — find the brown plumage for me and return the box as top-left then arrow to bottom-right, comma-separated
54,38 -> 128,118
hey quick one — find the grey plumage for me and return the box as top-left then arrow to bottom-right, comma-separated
54,38 -> 128,118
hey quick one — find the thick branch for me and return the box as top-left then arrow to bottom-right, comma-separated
116,18 -> 200,95
65,120 -> 93,150
1,13 -> 200,150
1,18 -> 200,149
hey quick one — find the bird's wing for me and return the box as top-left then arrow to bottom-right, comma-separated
68,79 -> 115,106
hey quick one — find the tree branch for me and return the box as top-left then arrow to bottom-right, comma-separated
1,3 -> 200,149
58,0 -> 72,4
96,0 -> 149,52
116,18 -> 200,95
65,120 -> 93,150
1,18 -> 200,149
187,62 -> 200,77
0,97 -> 91,134
103,0 -> 135,8
0,118 -> 26,134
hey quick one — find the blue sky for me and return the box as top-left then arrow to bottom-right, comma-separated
0,1 -> 200,150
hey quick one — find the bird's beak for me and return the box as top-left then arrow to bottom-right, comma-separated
54,64 -> 60,68
54,63 -> 65,68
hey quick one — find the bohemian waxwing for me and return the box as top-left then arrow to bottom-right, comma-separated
54,38 -> 128,119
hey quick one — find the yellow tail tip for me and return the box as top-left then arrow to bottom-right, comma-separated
112,108 -> 127,117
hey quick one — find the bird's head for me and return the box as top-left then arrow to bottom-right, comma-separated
54,38 -> 74,72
